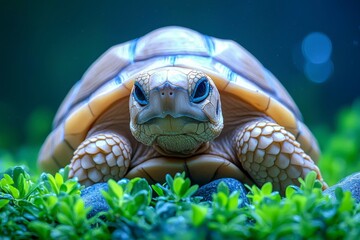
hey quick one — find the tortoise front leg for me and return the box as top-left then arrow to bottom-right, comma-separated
69,132 -> 131,186
234,120 -> 327,194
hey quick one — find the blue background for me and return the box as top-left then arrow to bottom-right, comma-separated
1,0 -> 359,147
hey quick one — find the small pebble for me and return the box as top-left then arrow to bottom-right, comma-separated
323,172 -> 360,203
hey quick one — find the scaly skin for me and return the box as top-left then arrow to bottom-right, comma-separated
69,133 -> 131,186
235,120 -> 327,194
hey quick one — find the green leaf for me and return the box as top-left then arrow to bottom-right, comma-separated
217,181 -> 230,196
133,190 -> 149,208
74,198 -> 86,218
46,195 -> 58,209
16,174 -> 25,198
46,174 -> 59,195
0,199 -> 9,209
183,185 -> 199,198
300,171 -> 317,193
227,191 -> 240,211
261,182 -> 273,195
55,173 -> 64,187
166,174 -> 174,191
117,178 -> 130,190
9,185 -> 20,199
339,191 -> 354,212
173,177 -> 185,196
3,174 -> 14,185
192,204 -> 208,226
285,186 -> 296,198
216,192 -> 228,207
335,187 -> 344,200
28,221 -> 52,239
60,184 -> 68,193
129,178 -> 151,196
313,180 -> 323,189
59,202 -> 73,220
152,184 -> 164,196
182,178 -> 191,194
12,167 -> 28,185
108,179 -> 124,200
59,166 -> 70,181
101,191 -> 115,209
57,212 -> 73,225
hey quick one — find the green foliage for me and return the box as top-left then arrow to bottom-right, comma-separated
317,99 -> 360,185
102,178 -> 152,221
248,172 -> 322,238
152,172 -> 199,202
246,172 -> 360,239
1,101 -> 360,238
0,166 -> 107,239
1,169 -> 360,239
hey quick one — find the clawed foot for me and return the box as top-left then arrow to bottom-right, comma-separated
235,121 -> 327,193
69,133 -> 131,186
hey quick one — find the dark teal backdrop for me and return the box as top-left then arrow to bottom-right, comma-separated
0,1 -> 359,147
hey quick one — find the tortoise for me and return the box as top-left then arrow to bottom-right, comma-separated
38,26 -> 327,193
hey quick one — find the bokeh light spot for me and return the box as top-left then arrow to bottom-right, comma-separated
304,60 -> 333,83
302,32 -> 332,64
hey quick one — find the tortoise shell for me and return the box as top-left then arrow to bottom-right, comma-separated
38,26 -> 319,172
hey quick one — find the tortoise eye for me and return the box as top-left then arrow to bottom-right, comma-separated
133,82 -> 148,106
192,77 -> 210,103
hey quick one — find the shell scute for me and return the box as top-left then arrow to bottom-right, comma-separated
134,27 -> 208,61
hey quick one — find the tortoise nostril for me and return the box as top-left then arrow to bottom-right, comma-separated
159,82 -> 176,97
160,91 -> 173,96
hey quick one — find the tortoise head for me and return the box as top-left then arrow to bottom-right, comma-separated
129,67 -> 224,156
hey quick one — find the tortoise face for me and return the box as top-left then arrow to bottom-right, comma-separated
129,67 -> 224,156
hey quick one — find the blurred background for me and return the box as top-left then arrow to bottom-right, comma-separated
0,1 -> 359,184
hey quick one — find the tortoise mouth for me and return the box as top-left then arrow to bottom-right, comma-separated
139,114 -> 207,125
141,116 -> 212,155
124,155 -> 252,186
139,116 -> 208,136
142,116 -> 206,133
